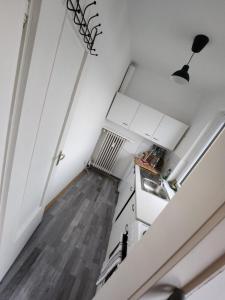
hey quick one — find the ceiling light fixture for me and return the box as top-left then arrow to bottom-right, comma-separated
171,34 -> 209,84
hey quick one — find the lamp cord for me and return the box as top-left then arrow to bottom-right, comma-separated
187,52 -> 195,65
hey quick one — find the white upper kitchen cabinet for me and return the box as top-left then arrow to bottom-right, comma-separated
106,92 -> 188,150
107,92 -> 139,129
135,165 -> 168,225
152,115 -> 188,150
130,104 -> 163,139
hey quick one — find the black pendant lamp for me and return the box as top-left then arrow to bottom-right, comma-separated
171,34 -> 209,84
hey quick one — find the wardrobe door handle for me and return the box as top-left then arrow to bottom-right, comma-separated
56,151 -> 65,166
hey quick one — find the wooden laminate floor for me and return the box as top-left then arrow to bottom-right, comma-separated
0,169 -> 118,300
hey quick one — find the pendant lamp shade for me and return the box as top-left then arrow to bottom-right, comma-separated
171,34 -> 209,84
171,65 -> 189,84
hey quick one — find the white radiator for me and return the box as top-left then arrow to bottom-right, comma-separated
91,128 -> 126,175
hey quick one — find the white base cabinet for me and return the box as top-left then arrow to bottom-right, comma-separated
114,163 -> 135,222
128,220 -> 149,252
113,185 -> 134,223
106,194 -> 136,260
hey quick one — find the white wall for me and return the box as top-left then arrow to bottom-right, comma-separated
175,96 -> 225,159
163,95 -> 225,183
50,0 -> 131,185
188,269 -> 225,300
140,211 -> 225,300
0,0 -> 27,241
0,0 -> 26,189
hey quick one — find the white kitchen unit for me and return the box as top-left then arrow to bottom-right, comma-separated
107,92 -> 140,129
135,165 -> 168,225
113,184 -> 134,223
118,161 -> 135,193
130,104 -> 163,138
114,163 -> 135,222
128,220 -> 149,253
152,115 -> 188,150
106,194 -> 136,260
106,92 -> 188,150
104,163 -> 168,268
99,162 -> 171,287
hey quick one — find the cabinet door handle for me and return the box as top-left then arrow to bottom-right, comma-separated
122,122 -> 128,126
132,204 -> 135,212
145,133 -> 151,137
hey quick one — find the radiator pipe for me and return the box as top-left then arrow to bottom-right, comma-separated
119,63 -> 136,93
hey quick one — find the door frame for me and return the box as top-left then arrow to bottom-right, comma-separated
0,0 -> 42,252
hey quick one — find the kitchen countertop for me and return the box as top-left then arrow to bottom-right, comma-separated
135,165 -> 168,225
134,157 -> 159,175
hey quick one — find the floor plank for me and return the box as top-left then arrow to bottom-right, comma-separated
0,169 -> 118,300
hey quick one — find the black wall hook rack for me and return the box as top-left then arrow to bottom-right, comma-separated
66,0 -> 102,56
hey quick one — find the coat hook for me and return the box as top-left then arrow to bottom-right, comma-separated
66,0 -> 102,55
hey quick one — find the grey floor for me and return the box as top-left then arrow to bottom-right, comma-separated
0,169 -> 118,300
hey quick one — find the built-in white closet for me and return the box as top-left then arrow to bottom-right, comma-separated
0,0 -> 85,280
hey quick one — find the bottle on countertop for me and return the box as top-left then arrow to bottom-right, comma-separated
163,168 -> 172,180
147,145 -> 166,171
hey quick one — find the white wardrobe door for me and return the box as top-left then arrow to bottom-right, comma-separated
42,24 -> 86,206
0,0 -> 65,280
19,17 -> 85,225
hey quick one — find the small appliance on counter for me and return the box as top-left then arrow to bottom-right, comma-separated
135,144 -> 166,175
